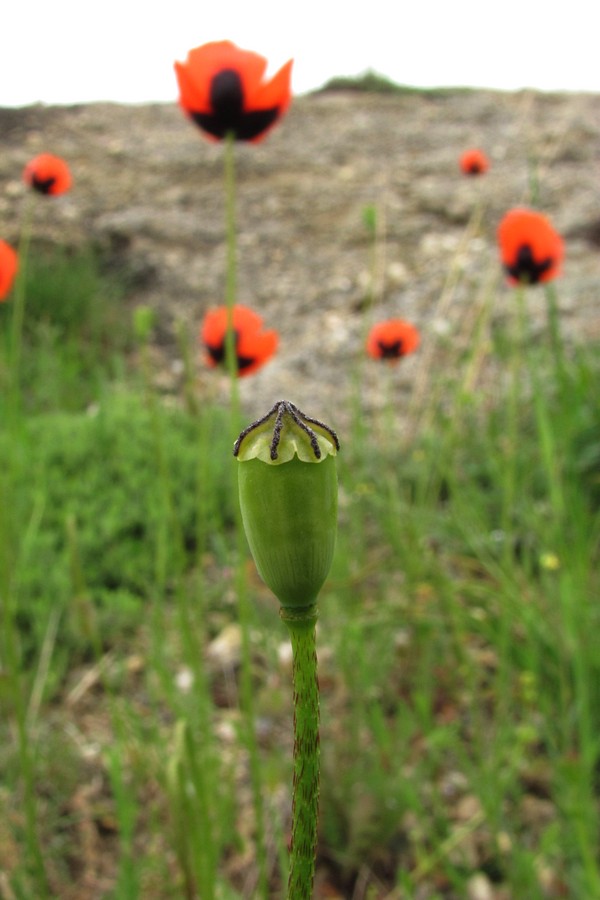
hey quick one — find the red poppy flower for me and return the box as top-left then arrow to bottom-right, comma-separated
366,319 -> 420,362
175,41 -> 293,143
0,240 -> 18,301
23,154 -> 72,196
459,148 -> 490,176
201,305 -> 278,376
498,207 -> 564,286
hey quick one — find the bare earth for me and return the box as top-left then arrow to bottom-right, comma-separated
1,89 -> 599,425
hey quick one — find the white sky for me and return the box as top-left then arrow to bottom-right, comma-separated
2,0 -> 599,107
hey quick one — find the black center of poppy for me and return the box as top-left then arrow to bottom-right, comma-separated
31,175 -> 56,195
506,243 -> 553,284
191,68 -> 281,141
377,339 -> 404,359
206,331 -> 255,372
210,69 -> 245,121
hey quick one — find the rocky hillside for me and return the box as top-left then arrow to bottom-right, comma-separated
1,89 -> 599,424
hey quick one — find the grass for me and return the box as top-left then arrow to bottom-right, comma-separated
0,243 -> 133,413
0,217 -> 599,899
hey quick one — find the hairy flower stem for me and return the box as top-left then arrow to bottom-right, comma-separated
281,604 -> 320,900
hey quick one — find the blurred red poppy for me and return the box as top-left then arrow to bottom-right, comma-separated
201,304 -> 278,376
498,208 -> 563,285
23,154 -> 72,196
175,40 -> 293,143
366,319 -> 420,362
459,148 -> 489,175
0,240 -> 18,301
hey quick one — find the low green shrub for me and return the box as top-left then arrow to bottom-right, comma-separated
4,392 -> 234,681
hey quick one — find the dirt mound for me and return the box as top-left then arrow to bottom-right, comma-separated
1,89 -> 599,421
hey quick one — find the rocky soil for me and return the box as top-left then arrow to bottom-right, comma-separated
1,88 -> 599,425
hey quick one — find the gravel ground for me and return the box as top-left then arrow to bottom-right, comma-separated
1,88 -> 599,426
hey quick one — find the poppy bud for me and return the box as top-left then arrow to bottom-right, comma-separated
234,401 -> 339,609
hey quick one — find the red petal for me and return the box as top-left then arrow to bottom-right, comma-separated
201,304 -> 263,346
497,207 -> 563,284
246,58 -> 293,116
237,328 -> 279,376
175,41 -> 293,142
459,148 -> 489,175
200,304 -> 277,376
366,320 -> 420,361
23,153 -> 72,195
0,239 -> 18,301
175,41 -> 268,113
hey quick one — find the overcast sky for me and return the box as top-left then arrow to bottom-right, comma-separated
2,0 -> 599,106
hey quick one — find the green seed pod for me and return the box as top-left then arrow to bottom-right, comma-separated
234,401 -> 339,609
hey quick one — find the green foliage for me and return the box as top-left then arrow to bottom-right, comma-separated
317,70 -> 461,97
313,282 -> 600,895
568,353 -> 600,508
21,243 -> 128,343
0,243 -> 133,412
3,392 -> 234,676
2,237 -> 600,897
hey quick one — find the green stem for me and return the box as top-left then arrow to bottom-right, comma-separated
281,604 -> 320,900
8,193 -> 35,420
500,283 -> 527,558
223,130 -> 268,893
544,282 -> 567,394
350,204 -> 380,451
527,153 -> 540,208
223,130 -> 240,427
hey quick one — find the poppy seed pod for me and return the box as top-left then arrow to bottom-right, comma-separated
234,401 -> 339,610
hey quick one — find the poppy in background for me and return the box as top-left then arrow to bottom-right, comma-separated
366,319 -> 420,362
498,207 -> 563,285
23,154 -> 72,196
459,148 -> 490,176
201,304 -> 278,376
0,240 -> 18,301
175,41 -> 293,143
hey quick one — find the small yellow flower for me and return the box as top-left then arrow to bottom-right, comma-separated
539,552 -> 560,571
